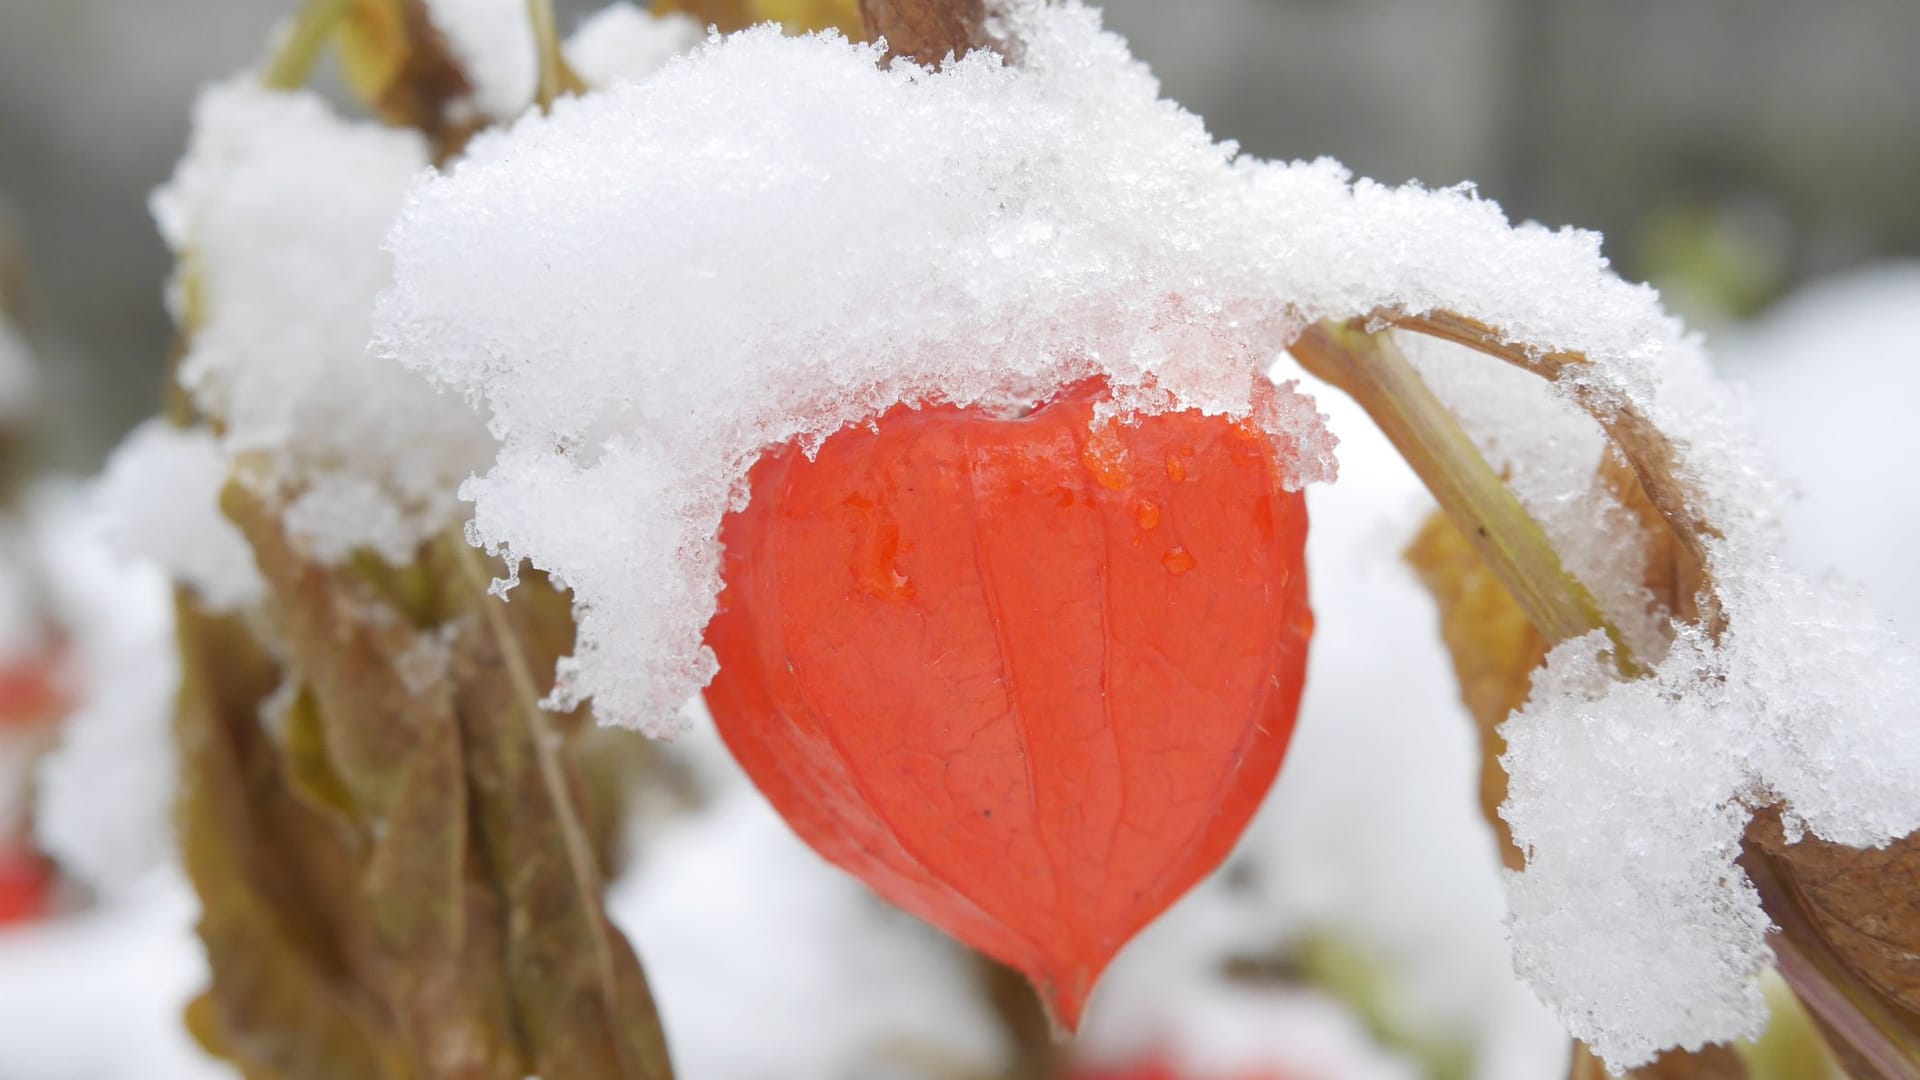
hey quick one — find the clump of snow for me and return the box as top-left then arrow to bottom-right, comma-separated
23,483 -> 183,897
153,80 -> 493,568
607,727 -> 1004,1080
373,1 -> 1920,1065
424,0 -> 538,121
97,421 -> 262,612
564,3 -> 703,88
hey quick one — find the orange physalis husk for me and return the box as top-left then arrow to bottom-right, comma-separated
704,376 -> 1313,1029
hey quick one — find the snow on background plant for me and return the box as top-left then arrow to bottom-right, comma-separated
0,0 -> 1915,1078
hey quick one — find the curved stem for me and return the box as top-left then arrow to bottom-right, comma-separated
1388,309 -> 1724,635
262,0 -> 351,90
1291,319 -> 1635,666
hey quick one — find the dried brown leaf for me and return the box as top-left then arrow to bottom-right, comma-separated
1753,816 -> 1920,1023
1405,510 -> 1546,872
174,595 -> 405,1079
444,558 -> 673,1079
184,484 -> 667,1078
226,480 -> 438,819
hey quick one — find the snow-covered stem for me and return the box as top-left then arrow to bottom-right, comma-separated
261,0 -> 352,90
1299,305 -> 1920,1072
1292,320 -> 1631,662
1388,308 -> 1721,632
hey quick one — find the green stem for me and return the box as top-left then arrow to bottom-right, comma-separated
261,0 -> 351,91
1291,320 -> 1634,665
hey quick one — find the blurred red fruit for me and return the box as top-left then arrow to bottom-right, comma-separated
0,848 -> 52,925
0,648 -> 68,731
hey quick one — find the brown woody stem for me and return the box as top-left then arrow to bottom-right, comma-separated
262,0 -> 351,90
1291,319 -> 1635,664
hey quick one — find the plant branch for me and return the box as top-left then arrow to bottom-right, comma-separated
1291,319 -> 1634,663
527,0 -> 583,110
263,0 -> 352,90
1388,309 -> 1724,634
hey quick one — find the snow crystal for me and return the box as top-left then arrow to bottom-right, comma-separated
373,0 -> 1920,1064
424,0 -> 538,120
28,482 -> 183,896
564,3 -> 702,88
98,421 -> 262,612
153,81 -> 493,567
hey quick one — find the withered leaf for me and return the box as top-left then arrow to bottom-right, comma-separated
446,569 -> 673,1078
1752,815 -> 1920,1022
1405,509 -> 1545,872
226,481 -> 437,819
174,594 -> 405,1079
182,483 -> 667,1078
